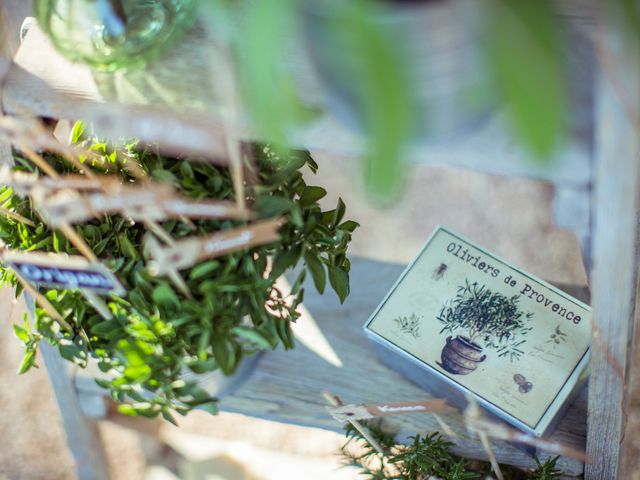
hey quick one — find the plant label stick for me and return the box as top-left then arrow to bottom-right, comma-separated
327,399 -> 455,423
35,186 -> 173,227
35,183 -> 250,226
148,218 -> 283,274
162,198 -> 250,220
2,250 -> 125,320
0,248 -> 73,332
0,166 -> 113,196
323,392 -> 385,455
2,250 -> 125,295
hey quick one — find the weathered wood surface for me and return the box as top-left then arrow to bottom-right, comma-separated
585,14 -> 640,480
215,258 -> 587,476
36,330 -> 110,480
2,21 -> 593,187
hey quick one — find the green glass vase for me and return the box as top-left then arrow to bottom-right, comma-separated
34,0 -> 198,71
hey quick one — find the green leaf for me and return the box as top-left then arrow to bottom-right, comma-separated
13,324 -> 29,342
232,326 -> 272,349
59,341 -> 85,365
196,401 -> 219,415
187,358 -> 217,374
124,364 -> 152,383
70,121 -> 87,144
179,161 -> 194,179
152,283 -> 180,309
189,260 -> 220,280
328,267 -> 350,304
332,198 -> 346,228
198,330 -> 211,357
486,0 -> 566,159
18,349 -> 37,374
83,224 -> 102,242
270,245 -> 301,278
118,404 -> 138,416
238,0 -> 303,147
254,196 -> 292,217
211,336 -> 234,375
92,319 -> 121,336
328,2 -> 414,198
338,220 -> 359,233
118,234 -> 139,259
299,186 -> 327,205
162,409 -> 178,426
304,250 -> 326,294
152,169 -> 177,184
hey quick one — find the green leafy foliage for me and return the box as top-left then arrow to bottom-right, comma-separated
528,456 -> 562,480
0,130 -> 357,419
203,0 -> 583,197
13,315 -> 42,374
341,420 -> 566,479
486,0 -> 567,159
237,0 -> 306,147
438,279 -> 533,361
324,1 -> 414,199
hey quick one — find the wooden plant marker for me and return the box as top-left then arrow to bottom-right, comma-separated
2,249 -> 125,325
0,206 -> 36,227
327,398 -> 455,423
323,392 -> 385,455
0,248 -> 72,333
0,166 -> 106,195
33,179 -> 250,225
147,217 -> 283,275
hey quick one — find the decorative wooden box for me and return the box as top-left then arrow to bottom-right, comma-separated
364,226 -> 591,437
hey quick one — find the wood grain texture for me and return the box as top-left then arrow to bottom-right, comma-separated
585,16 -> 640,480
217,258 -> 587,476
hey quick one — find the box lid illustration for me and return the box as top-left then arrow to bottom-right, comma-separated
364,226 -> 591,436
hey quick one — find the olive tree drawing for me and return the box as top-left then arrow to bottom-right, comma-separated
436,279 -> 533,375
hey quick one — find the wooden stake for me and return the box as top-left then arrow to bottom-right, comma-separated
167,270 -> 192,299
143,233 -> 192,299
19,144 -> 59,178
57,223 -> 98,262
478,430 -> 504,480
13,270 -> 72,332
0,206 -> 36,227
143,220 -> 175,247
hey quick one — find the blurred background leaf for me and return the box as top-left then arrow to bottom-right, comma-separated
236,0 -> 306,148
327,1 -> 414,199
486,0 -> 567,160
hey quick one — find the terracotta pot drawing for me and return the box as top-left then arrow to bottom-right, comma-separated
438,335 -> 486,375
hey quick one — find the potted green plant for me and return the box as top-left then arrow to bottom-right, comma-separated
1,123 -> 357,422
437,280 -> 533,375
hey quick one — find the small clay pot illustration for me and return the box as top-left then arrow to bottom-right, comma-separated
438,335 -> 486,375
